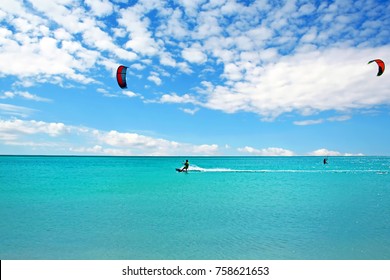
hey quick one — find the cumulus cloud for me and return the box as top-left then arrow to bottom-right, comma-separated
94,129 -> 219,156
237,146 -> 295,156
192,144 -> 219,154
0,119 -> 67,138
182,45 -> 207,64
309,148 -> 364,156
118,7 -> 161,56
0,32 -> 98,84
85,0 -> 114,17
158,7 -> 189,40
165,47 -> 390,120
0,0 -> 136,86
1,0 -> 389,127
158,93 -> 199,104
131,63 -> 146,71
0,117 -> 369,156
0,118 -> 220,156
122,90 -> 139,98
69,145 -> 134,156
177,0 -> 207,17
148,73 -> 162,86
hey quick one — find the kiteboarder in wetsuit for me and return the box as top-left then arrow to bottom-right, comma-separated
181,160 -> 190,172
323,158 -> 328,164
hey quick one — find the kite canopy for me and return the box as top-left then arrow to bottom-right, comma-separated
368,59 -> 385,76
116,65 -> 128,88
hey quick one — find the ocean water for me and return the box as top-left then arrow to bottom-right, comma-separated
0,156 -> 389,260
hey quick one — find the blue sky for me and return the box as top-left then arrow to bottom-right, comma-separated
0,0 -> 389,156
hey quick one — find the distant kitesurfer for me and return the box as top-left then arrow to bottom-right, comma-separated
181,159 -> 190,172
323,158 -> 328,164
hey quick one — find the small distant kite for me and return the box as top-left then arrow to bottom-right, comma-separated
116,65 -> 128,88
368,59 -> 385,76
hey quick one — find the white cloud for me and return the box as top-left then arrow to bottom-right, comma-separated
1,0 -> 389,122
0,32 -> 98,84
328,115 -> 351,122
0,117 -> 370,156
85,0 -> 113,17
69,145 -> 134,156
17,91 -> 51,102
122,90 -> 139,98
0,118 -> 221,156
237,146 -> 295,156
119,8 -> 161,56
0,92 -> 15,99
160,53 -> 177,67
298,3 -> 316,15
3,140 -> 62,148
91,129 -> 219,156
182,45 -> 207,64
192,144 -> 219,155
294,115 -> 351,126
177,62 -> 192,74
97,88 -> 110,95
168,46 -> 390,120
223,63 -> 243,81
148,73 -> 162,86
0,0 -> 136,86
176,0 -> 207,17
131,63 -> 146,70
300,27 -> 318,44
0,103 -> 36,118
0,119 -> 67,137
294,119 -> 324,126
194,10 -> 223,39
158,8 -> 189,40
0,91 -> 51,102
158,93 -> 199,104
180,107 -> 200,115
309,148 -> 364,156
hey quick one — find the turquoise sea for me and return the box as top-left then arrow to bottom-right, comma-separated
1,156 -> 390,260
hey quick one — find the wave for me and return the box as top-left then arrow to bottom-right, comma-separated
187,165 -> 389,174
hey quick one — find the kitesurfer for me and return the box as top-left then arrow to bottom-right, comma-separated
323,158 -> 328,164
181,159 -> 190,172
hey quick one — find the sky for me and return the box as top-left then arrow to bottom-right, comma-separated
0,0 -> 390,156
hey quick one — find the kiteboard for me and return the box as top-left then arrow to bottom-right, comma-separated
176,168 -> 187,173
